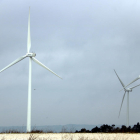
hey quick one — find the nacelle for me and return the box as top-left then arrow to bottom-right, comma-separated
127,88 -> 132,92
26,53 -> 36,57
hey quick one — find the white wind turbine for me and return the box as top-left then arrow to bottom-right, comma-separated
0,8 -> 62,132
114,70 -> 140,127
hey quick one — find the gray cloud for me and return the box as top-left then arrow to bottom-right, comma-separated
0,0 -> 140,127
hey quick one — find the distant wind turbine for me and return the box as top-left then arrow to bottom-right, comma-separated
0,8 -> 62,132
114,70 -> 140,127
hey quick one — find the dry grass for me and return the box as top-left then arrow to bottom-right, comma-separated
28,134 -> 39,140
0,133 -> 140,140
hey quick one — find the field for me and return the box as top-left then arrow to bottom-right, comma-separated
0,133 -> 140,140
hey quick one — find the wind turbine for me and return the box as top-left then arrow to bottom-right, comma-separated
0,8 -> 62,132
114,70 -> 140,127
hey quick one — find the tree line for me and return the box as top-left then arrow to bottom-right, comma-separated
75,122 -> 140,133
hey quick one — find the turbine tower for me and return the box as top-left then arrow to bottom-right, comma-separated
0,8 -> 62,132
114,70 -> 140,127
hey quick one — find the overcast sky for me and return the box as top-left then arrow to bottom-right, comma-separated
0,0 -> 140,127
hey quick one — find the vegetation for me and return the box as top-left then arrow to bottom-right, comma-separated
75,122 -> 140,133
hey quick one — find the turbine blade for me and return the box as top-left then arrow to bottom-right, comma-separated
27,7 -> 31,53
0,55 -> 27,73
119,88 -> 124,92
119,76 -> 140,91
114,69 -> 125,88
125,77 -> 140,88
118,91 -> 126,118
32,57 -> 62,79
130,84 -> 140,90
